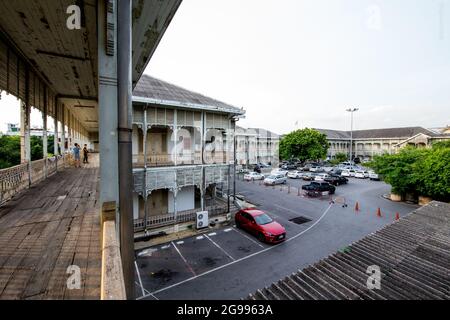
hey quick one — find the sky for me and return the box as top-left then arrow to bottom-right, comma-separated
145,0 -> 450,134
1,0 -> 449,135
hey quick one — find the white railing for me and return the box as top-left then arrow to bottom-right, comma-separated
0,155 -> 65,205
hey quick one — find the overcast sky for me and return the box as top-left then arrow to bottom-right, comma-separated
1,0 -> 449,135
146,0 -> 450,134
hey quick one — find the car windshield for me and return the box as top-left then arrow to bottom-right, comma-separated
267,175 -> 277,179
254,214 -> 273,225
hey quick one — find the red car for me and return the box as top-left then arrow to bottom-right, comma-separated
235,209 -> 286,244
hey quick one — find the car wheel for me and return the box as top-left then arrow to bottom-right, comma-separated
258,233 -> 266,243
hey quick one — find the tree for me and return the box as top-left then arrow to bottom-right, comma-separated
368,143 -> 450,201
279,128 -> 328,161
330,152 -> 348,165
0,135 -> 20,169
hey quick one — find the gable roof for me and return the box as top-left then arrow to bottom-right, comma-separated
316,126 -> 438,140
133,75 -> 244,115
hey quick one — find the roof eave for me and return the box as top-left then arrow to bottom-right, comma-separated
132,95 -> 245,115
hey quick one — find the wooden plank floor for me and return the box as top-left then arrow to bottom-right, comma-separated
0,155 -> 101,300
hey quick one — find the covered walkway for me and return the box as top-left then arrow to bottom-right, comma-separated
0,155 -> 100,299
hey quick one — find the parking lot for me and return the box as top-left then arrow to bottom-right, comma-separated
135,174 -> 419,300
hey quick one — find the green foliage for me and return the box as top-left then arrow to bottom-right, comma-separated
279,128 -> 328,161
330,152 -> 348,165
368,144 -> 450,201
0,135 -> 20,169
0,135 -> 55,169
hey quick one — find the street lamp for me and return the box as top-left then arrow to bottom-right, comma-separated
346,108 -> 359,162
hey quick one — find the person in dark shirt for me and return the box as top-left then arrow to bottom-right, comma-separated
83,144 -> 89,164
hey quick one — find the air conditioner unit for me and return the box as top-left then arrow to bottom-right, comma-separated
196,211 -> 209,229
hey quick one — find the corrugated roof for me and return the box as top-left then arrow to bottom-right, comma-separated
246,201 -> 450,300
133,74 -> 244,115
316,127 -> 438,140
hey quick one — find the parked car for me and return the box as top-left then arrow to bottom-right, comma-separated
238,168 -> 250,174
302,182 -> 336,194
302,172 -> 317,181
354,170 -> 368,179
287,170 -> 303,179
369,171 -> 380,181
314,173 -> 330,181
309,166 -> 323,172
235,209 -> 286,243
258,162 -> 270,168
281,163 -> 297,170
271,168 -> 288,176
244,172 -> 265,181
341,169 -> 355,177
324,175 -> 348,186
264,174 -> 287,185
323,166 -> 334,172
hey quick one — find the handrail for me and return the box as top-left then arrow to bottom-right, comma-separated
100,201 -> 126,300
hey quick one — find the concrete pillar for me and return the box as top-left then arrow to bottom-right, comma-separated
61,105 -> 66,155
54,99 -> 59,156
98,0 -> 119,207
20,100 -> 31,164
143,105 -> 147,168
43,95 -> 48,178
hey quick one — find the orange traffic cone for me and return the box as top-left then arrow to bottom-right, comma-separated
395,212 -> 400,220
355,202 -> 360,212
376,208 -> 382,218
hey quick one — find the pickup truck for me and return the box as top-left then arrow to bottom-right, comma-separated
302,182 -> 336,194
324,175 -> 348,186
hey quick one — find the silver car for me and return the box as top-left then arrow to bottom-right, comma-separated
264,174 -> 287,185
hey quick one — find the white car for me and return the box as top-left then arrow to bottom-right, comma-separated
271,169 -> 288,176
369,171 -> 380,180
314,173 -> 330,181
309,166 -> 323,172
354,170 -> 367,179
341,169 -> 355,177
264,174 -> 287,185
323,166 -> 334,173
244,172 -> 265,181
287,170 -> 303,179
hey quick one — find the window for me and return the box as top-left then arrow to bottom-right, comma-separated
254,214 -> 273,225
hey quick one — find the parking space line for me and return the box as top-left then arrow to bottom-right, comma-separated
196,235 -> 205,240
204,234 -> 236,261
224,228 -> 232,232
136,203 -> 333,300
207,232 -> 217,236
232,228 -> 264,248
171,241 -> 196,277
134,261 -> 146,298
176,241 -> 184,245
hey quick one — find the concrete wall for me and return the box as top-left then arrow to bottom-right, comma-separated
168,186 -> 195,213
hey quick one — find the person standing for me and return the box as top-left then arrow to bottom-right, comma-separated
73,143 -> 81,168
83,144 -> 89,164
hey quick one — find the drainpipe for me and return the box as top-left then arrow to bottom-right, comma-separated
117,0 -> 134,300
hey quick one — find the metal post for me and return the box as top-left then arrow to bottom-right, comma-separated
117,0 -> 134,300
143,106 -> 148,232
232,118 -> 236,204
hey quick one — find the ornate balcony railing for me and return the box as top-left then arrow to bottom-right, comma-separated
0,155 -> 65,205
133,203 -> 228,232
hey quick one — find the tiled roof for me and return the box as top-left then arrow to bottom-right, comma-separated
246,201 -> 450,300
133,74 -> 244,115
316,127 -> 438,140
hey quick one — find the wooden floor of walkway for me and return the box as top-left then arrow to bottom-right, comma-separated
0,155 -> 101,299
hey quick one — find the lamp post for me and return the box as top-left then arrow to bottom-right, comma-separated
346,108 -> 359,162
